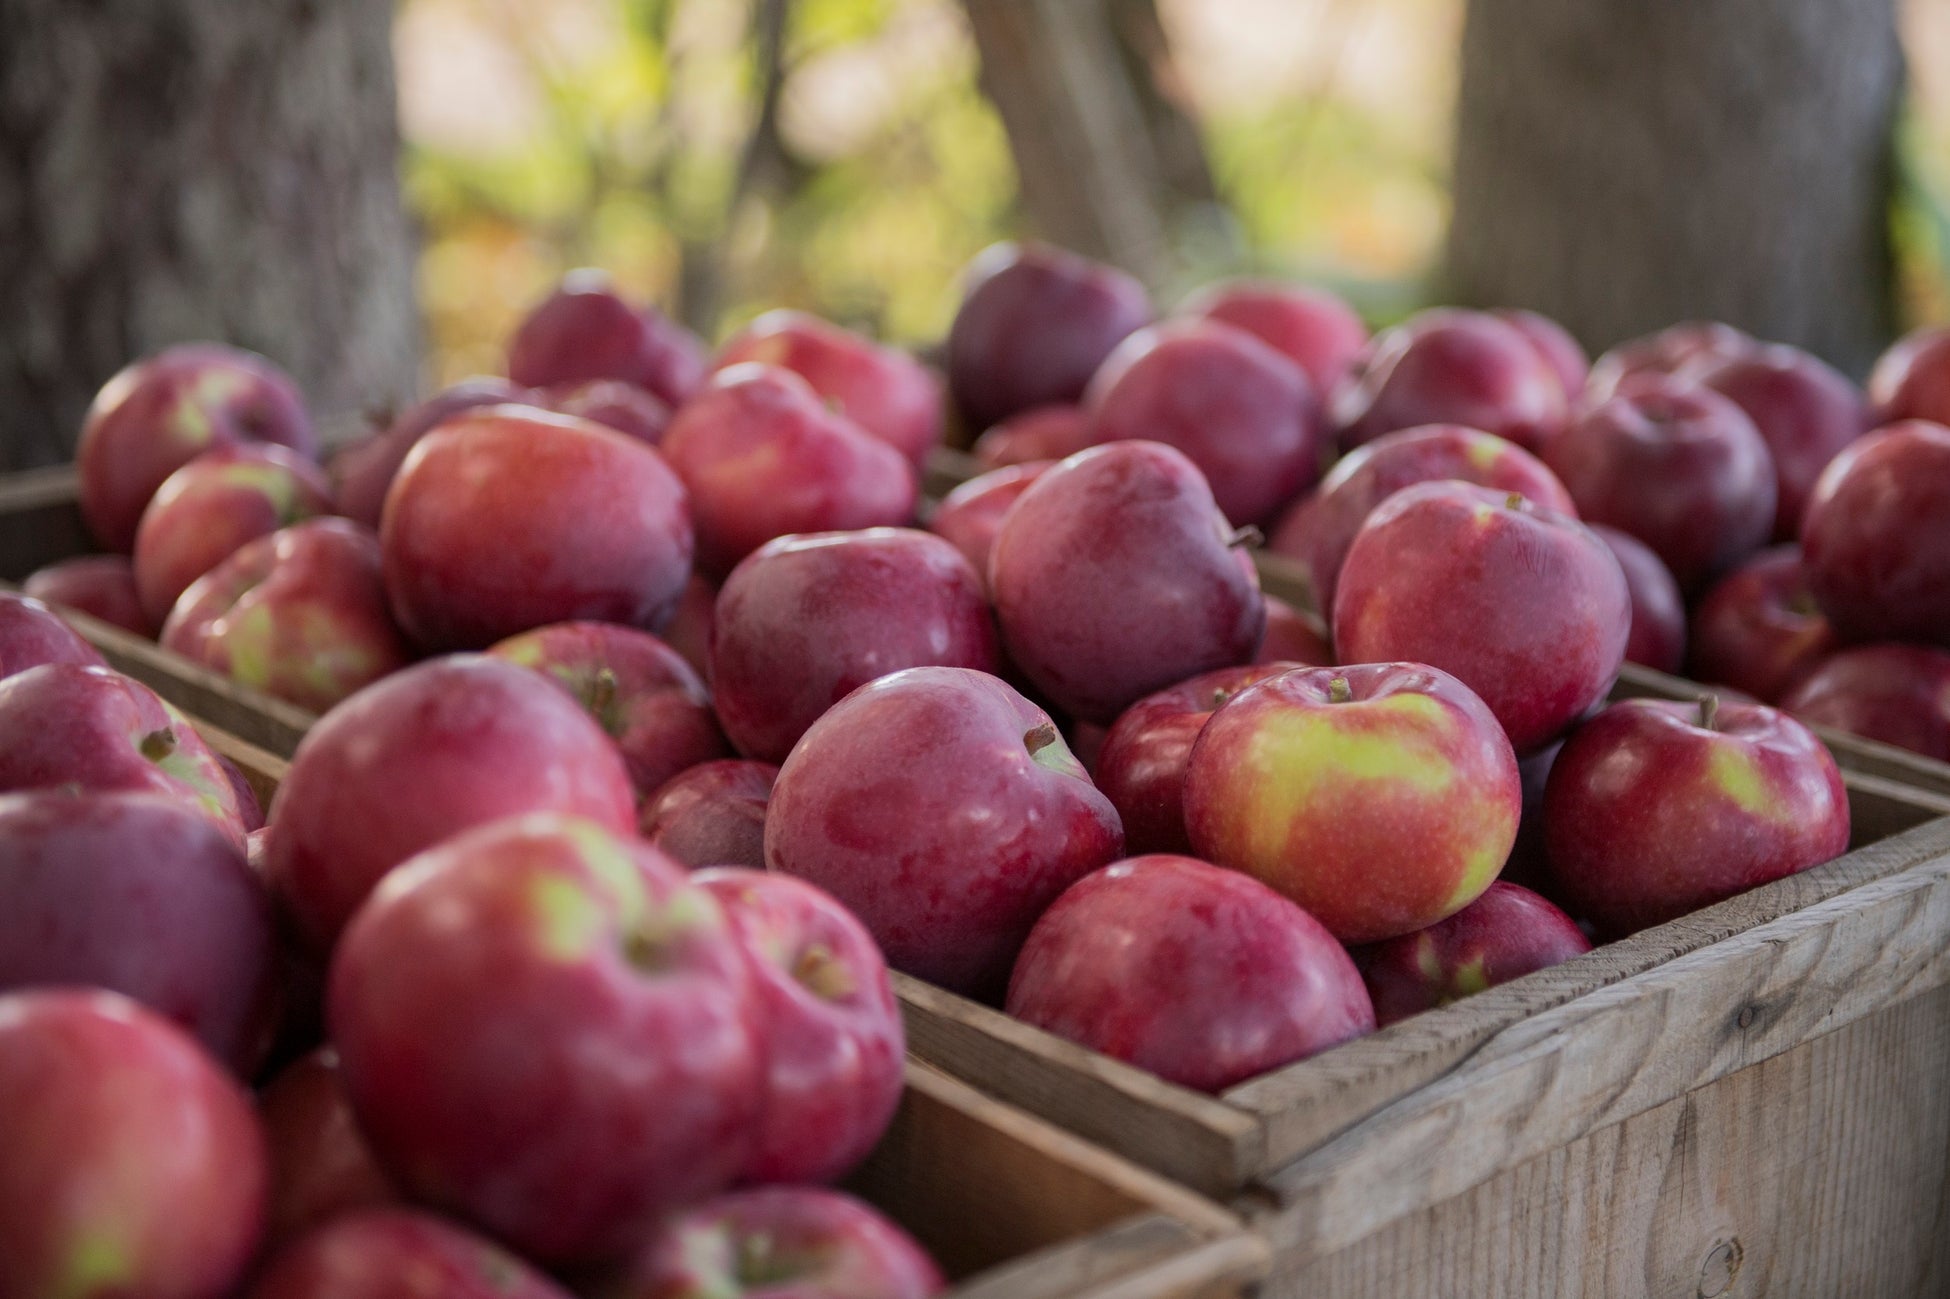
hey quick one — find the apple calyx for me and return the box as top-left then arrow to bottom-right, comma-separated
1327,676 -> 1354,705
1698,694 -> 1721,733
1504,491 -> 1525,511
792,942 -> 857,1002
139,727 -> 178,762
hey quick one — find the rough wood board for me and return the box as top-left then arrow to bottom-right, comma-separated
1264,981 -> 1950,1298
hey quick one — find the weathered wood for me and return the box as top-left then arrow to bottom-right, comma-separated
0,466 -> 92,580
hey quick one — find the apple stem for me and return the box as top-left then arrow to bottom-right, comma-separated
139,728 -> 177,762
1226,525 -> 1264,550
590,668 -> 619,718
1699,694 -> 1720,732
1211,688 -> 1232,710
1023,720 -> 1059,755
1328,676 -> 1353,704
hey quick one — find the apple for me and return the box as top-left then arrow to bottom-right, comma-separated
0,664 -> 248,844
264,655 -> 637,952
1493,308 -> 1588,399
1267,423 -> 1576,613
540,379 -> 671,446
221,754 -> 267,833
603,1188 -> 943,1299
1498,737 -> 1564,893
507,269 -> 707,408
696,869 -> 904,1184
1591,525 -> 1686,674
659,364 -> 918,580
715,310 -> 943,466
1085,319 -> 1327,526
1867,325 -> 1950,426
1333,481 -> 1630,755
1094,662 -> 1309,857
767,667 -> 1123,998
21,555 -> 154,636
1356,881 -> 1591,1027
640,760 -> 779,870
1330,308 -> 1567,454
76,343 -> 316,552
329,815 -> 762,1263
161,519 -> 413,713
1184,663 -> 1520,943
0,989 -> 267,1299
1177,279 -> 1369,395
487,621 -> 730,798
661,572 -> 718,682
1545,697 -> 1849,936
329,378 -> 532,528
0,589 -> 106,679
1689,546 -> 1838,702
0,791 -> 278,1073
381,406 -> 693,650
1779,644 -> 1950,761
970,404 -> 1093,469
1068,720 -> 1109,775
989,442 -> 1264,725
711,528 -> 999,763
1799,420 -> 1950,648
259,1049 -> 398,1248
1585,321 -> 1757,402
248,1210 -> 571,1299
1006,854 -> 1373,1090
946,242 -> 1150,431
1257,594 -> 1333,665
927,461 -> 1052,592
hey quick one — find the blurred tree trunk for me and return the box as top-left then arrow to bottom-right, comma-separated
1445,0 -> 1902,376
0,0 -> 420,470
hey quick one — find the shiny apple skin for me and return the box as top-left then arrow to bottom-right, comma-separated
258,1049 -> 398,1248
640,761 -> 778,870
1867,325 -> 1950,427
0,589 -> 106,679
927,462 -> 1052,593
1591,525 -> 1686,674
971,404 -> 1093,469
1178,279 -> 1369,395
1331,308 -> 1567,454
1779,643 -> 1950,761
1689,546 -> 1838,702
1494,308 -> 1588,400
1544,698 -> 1850,937
330,378 -> 533,528
1799,419 -> 1950,649
1356,881 -> 1591,1027
507,269 -> 706,408
21,556 -> 154,636
247,1210 -> 572,1299
1006,854 -> 1374,1091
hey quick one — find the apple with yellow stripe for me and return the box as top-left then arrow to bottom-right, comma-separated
1183,662 -> 1522,944
1543,696 -> 1849,938
1355,880 -> 1590,1028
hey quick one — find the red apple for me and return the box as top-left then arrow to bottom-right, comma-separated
1799,420 -> 1950,649
248,1210 -> 571,1299
0,664 -> 247,844
696,868 -> 904,1184
221,754 -> 266,833
1184,664 -> 1520,943
946,242 -> 1150,431
927,461 -> 1052,592
1356,881 -> 1591,1027
0,589 -> 106,679
1257,594 -> 1333,665
161,519 -> 412,713
767,667 -> 1123,998
1591,524 -> 1686,674
1493,308 -> 1588,400
0,791 -> 278,1073
1689,546 -> 1838,702
1177,279 -> 1369,395
0,989 -> 268,1299
76,343 -> 316,552
487,621 -> 730,798
1330,308 -> 1567,454
660,364 -> 918,580
989,442 -> 1264,725
716,310 -> 943,466
605,1188 -> 942,1299
329,377 -> 533,528
1095,662 -> 1309,857
259,1049 -> 398,1248
541,379 -> 671,446
1867,325 -> 1950,426
1267,423 -> 1576,613
1333,481 -> 1630,754
264,655 -> 637,951
1585,321 -> 1756,403
1499,737 -> 1565,894
507,269 -> 707,408
970,404 -> 1093,469
329,815 -> 762,1263
661,572 -> 718,682
381,406 -> 693,650
711,528 -> 999,763
640,760 -> 778,869
22,555 -> 154,636
1779,644 -> 1950,761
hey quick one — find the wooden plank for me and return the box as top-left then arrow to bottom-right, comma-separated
0,465 -> 91,580
1264,981 -> 1950,1297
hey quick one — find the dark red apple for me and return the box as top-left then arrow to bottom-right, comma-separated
264,655 -> 637,951
0,589 -> 105,679
221,755 -> 266,833
0,989 -> 268,1299
541,379 -> 671,446
1494,308 -> 1588,399
1257,594 -> 1333,665
659,365 -> 918,580
1499,737 -> 1564,893
1545,697 -> 1850,936
711,528 -> 999,763
1330,308 -> 1567,454
1799,420 -> 1950,648
1177,279 -> 1369,394
946,242 -> 1150,431
76,343 -> 316,552
1356,881 -> 1591,1027
1592,524 -> 1686,674
381,406 -> 693,650
970,404 -> 1092,469
329,377 -> 532,528
329,816 -> 761,1263
258,1049 -> 398,1247
22,555 -> 155,636
767,667 -> 1123,999
487,621 -> 729,798
927,461 -> 1052,591
1334,481 -> 1631,754
696,868 -> 904,1184
1584,321 -> 1756,403
161,519 -> 413,713
661,572 -> 718,682
715,310 -> 943,466
1779,644 -> 1950,761
248,1210 -> 571,1299
1267,423 -> 1576,613
989,442 -> 1264,725
507,269 -> 707,408
640,760 -> 778,870
1689,546 -> 1838,702
1867,325 -> 1950,426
